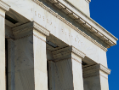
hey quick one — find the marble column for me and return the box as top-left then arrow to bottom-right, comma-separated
8,22 -> 49,90
48,46 -> 85,90
83,64 -> 111,90
0,1 -> 10,90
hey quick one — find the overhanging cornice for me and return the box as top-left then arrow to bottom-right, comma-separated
47,0 -> 118,47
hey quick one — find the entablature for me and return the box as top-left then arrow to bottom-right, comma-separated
2,0 -> 110,67
46,0 -> 118,48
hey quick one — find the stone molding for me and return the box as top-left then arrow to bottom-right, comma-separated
52,46 -> 85,60
72,46 -> 85,58
31,0 -> 109,51
33,22 -> 50,36
42,0 -> 117,47
83,64 -> 111,78
99,64 -> 111,75
0,0 -> 10,12
85,0 -> 91,3
46,0 -> 117,47
33,34 -> 46,42
72,57 -> 82,64
12,22 -> 50,38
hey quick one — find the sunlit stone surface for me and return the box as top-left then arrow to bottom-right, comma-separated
0,0 -> 117,90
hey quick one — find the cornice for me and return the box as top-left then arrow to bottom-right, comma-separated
99,64 -> 111,75
46,0 -> 118,47
12,22 -> 50,36
32,0 -> 108,51
0,0 -> 10,11
85,0 -> 91,3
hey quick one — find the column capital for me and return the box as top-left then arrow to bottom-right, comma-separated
52,46 -> 85,60
0,0 -> 10,11
83,64 -> 111,78
12,22 -> 50,39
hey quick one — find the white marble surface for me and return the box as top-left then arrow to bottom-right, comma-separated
3,0 -> 117,67
100,71 -> 109,90
7,23 -> 48,90
65,0 -> 90,16
48,47 -> 84,90
33,30 -> 48,90
0,0 -> 116,90
0,8 -> 6,90
72,53 -> 84,90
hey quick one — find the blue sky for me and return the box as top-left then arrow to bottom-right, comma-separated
90,0 -> 119,89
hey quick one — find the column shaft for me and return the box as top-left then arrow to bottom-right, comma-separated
48,46 -> 85,90
72,53 -> 84,90
33,30 -> 48,90
8,22 -> 49,90
0,8 -> 6,90
83,64 -> 110,90
0,1 -> 10,90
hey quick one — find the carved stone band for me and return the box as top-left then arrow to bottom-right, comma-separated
0,0 -> 10,11
72,46 -> 85,58
33,21 -> 50,36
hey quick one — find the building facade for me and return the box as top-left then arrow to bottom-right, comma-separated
0,0 -> 118,90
